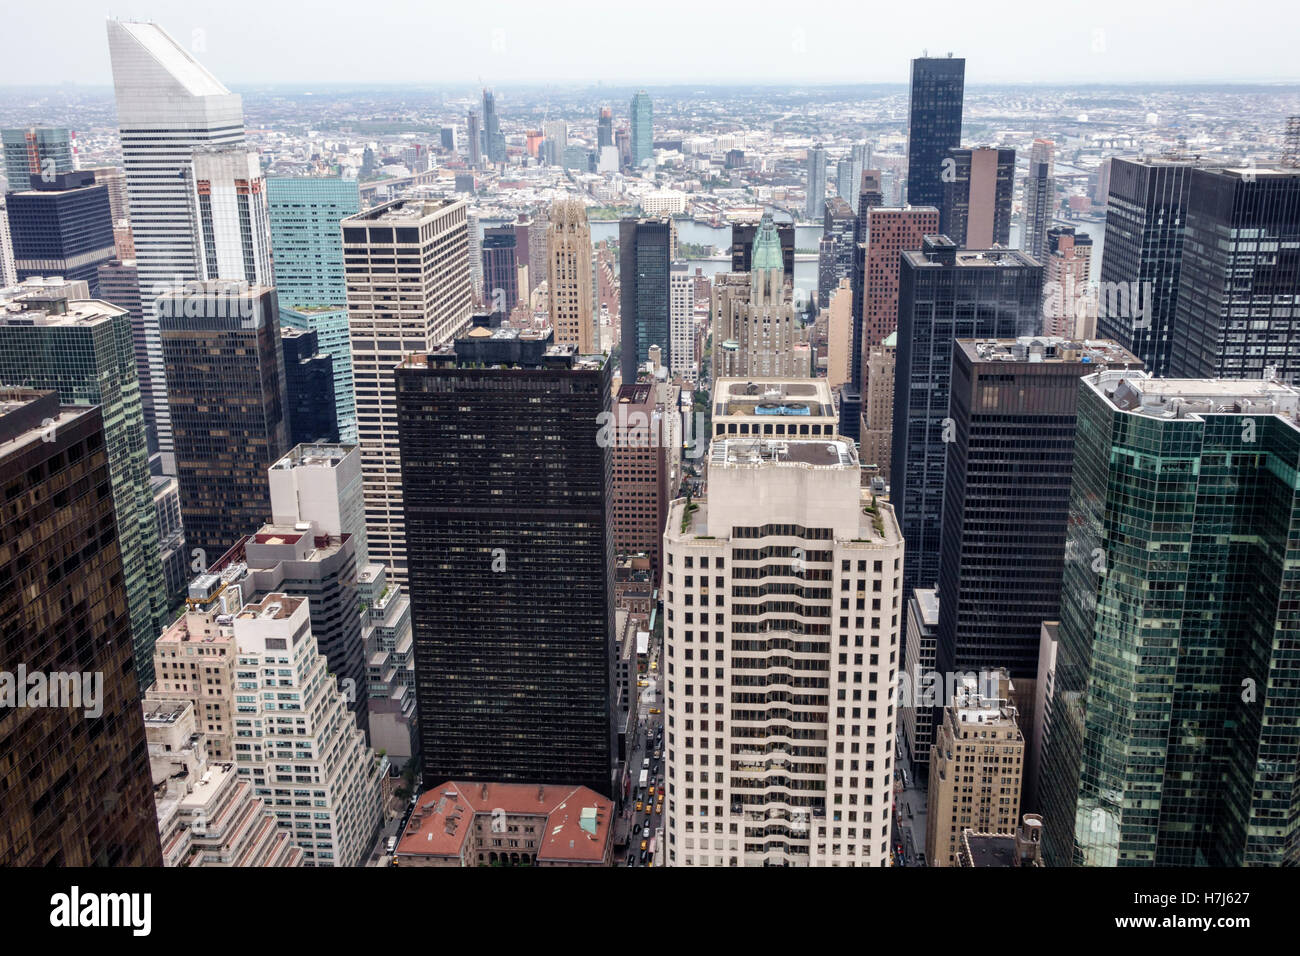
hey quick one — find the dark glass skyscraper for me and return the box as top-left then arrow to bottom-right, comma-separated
481,225 -> 520,314
0,389 -> 162,866
281,326 -> 338,444
619,216 -> 674,382
5,170 -> 115,295
158,281 -> 290,563
891,238 -> 1041,599
905,56 -> 965,209
396,329 -> 616,796
1096,157 -> 1198,376
936,338 -> 1142,685
1170,166 -> 1300,382
1040,371 -> 1300,866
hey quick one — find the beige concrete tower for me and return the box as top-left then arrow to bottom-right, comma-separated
547,197 -> 595,352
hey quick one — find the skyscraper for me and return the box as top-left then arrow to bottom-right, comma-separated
158,281 -> 290,563
860,205 -> 940,361
481,225 -> 520,314
731,218 -> 796,275
1041,226 -> 1094,338
1022,139 -> 1056,261
619,216 -> 674,383
806,143 -> 828,221
467,110 -> 482,167
891,238 -> 1042,599
266,176 -> 361,441
0,196 -> 16,286
669,261 -> 697,382
342,198 -> 472,584
1,126 -> 75,189
482,88 -> 505,163
97,258 -> 158,452
548,197 -> 595,352
818,196 -> 855,308
1095,157 -> 1198,376
906,56 -> 965,208
941,146 -> 1015,248
630,91 -> 653,169
1040,371 -> 1300,866
0,280 -> 169,687
838,170 -> 885,442
0,389 -> 162,866
5,170 -> 115,295
396,329 -> 616,796
107,19 -> 245,466
1170,165 -> 1300,382
598,107 -> 614,148
662,434 -> 904,866
935,337 -> 1142,688
281,326 -> 338,444
188,146 -> 273,285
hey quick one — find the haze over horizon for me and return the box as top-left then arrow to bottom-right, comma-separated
2,0 -> 1296,87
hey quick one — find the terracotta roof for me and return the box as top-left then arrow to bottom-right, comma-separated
395,781 -> 613,864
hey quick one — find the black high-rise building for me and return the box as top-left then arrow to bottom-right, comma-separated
281,326 -> 337,444
158,281 -> 290,564
1170,166 -> 1300,383
839,169 -> 885,441
481,225 -> 520,315
396,329 -> 616,796
891,238 -> 1042,599
6,170 -> 115,295
0,389 -> 162,866
905,56 -> 965,209
1096,157 -> 1199,376
619,216 -> 674,383
598,107 -> 614,149
730,219 -> 795,275
936,338 -> 1143,685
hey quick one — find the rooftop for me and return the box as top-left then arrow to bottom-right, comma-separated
714,377 -> 835,418
958,336 -> 1142,367
1088,369 -> 1300,425
343,197 -> 459,224
712,437 -> 858,468
396,781 -> 613,864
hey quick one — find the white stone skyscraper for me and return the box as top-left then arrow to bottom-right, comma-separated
189,146 -> 273,286
342,198 -> 473,584
663,434 -> 904,866
107,19 -> 245,466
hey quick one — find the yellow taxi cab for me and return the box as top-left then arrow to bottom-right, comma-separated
655,803 -> 663,815
648,785 -> 656,797
637,679 -> 648,687
650,661 -> 658,670
640,839 -> 648,851
649,707 -> 662,715
635,800 -> 643,812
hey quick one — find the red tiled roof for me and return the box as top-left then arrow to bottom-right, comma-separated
395,781 -> 613,864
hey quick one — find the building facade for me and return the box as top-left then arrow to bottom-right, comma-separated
905,57 -> 965,209
662,436 -> 904,866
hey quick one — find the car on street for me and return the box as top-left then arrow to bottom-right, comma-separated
635,800 -> 643,812
655,803 -> 663,815
649,707 -> 661,715
633,823 -> 641,836
641,839 -> 648,851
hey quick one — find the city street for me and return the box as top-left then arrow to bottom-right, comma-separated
891,740 -> 928,867
617,632 -> 665,866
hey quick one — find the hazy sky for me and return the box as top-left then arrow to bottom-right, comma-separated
4,0 -> 1298,87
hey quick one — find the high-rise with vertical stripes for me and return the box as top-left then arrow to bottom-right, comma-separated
107,19 -> 245,469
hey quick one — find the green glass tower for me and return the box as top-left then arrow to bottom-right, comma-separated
267,177 -> 360,441
630,91 -> 652,169
0,280 -> 168,688
1040,369 -> 1300,866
